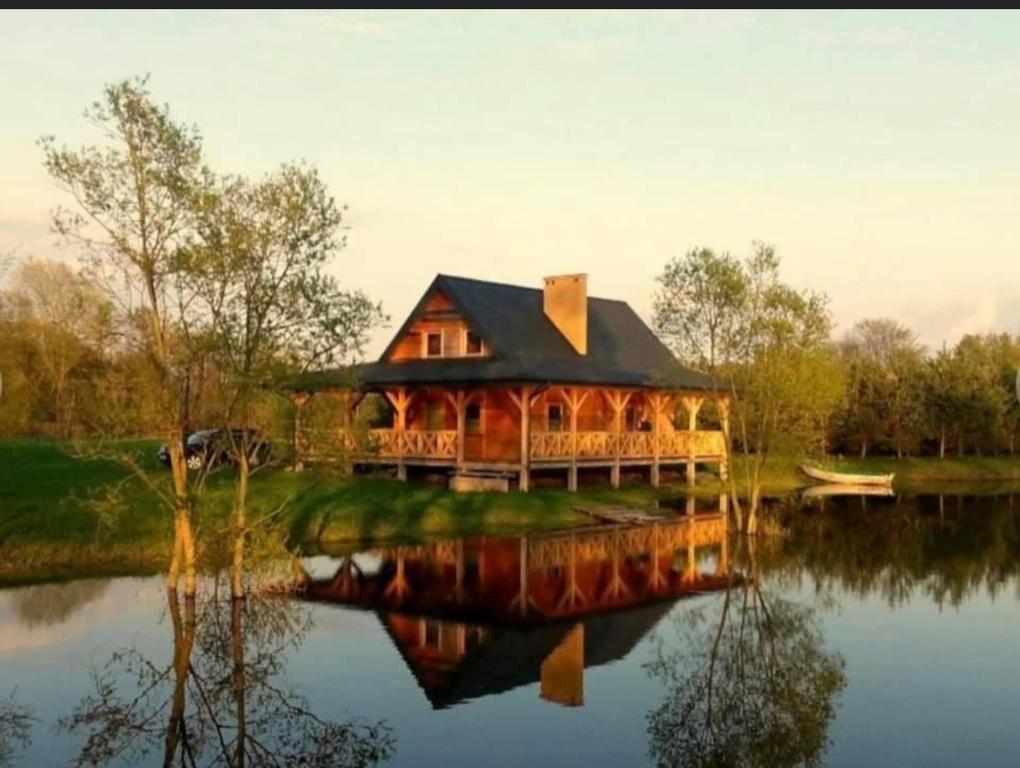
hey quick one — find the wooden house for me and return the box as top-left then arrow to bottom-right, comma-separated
293,273 -> 728,491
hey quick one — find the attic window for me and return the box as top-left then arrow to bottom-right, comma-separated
425,332 -> 443,358
465,330 -> 483,356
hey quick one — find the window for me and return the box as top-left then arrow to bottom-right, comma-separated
425,331 -> 442,357
548,403 -> 564,432
465,330 -> 483,356
426,402 -> 445,431
424,620 -> 440,648
466,403 -> 482,433
625,406 -> 638,432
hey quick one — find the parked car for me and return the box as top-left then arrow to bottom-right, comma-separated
157,429 -> 272,471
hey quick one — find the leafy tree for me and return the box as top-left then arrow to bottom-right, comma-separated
835,319 -> 927,458
1,259 -> 113,436
655,243 -> 843,532
654,248 -> 746,370
925,336 -> 1011,457
185,165 -> 385,598
40,76 -> 209,595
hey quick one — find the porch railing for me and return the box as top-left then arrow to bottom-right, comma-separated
368,429 -> 458,459
530,430 -> 725,461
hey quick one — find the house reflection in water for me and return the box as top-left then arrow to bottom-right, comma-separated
300,497 -> 732,709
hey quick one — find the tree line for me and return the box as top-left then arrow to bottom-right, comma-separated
653,244 -> 1020,461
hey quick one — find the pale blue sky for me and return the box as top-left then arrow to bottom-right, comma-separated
2,10 -> 1019,357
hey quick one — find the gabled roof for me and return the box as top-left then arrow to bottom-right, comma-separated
299,274 -> 714,391
380,601 -> 675,709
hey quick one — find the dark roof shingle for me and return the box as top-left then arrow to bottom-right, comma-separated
299,274 -> 714,391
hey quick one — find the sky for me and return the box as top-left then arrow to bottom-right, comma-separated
2,10 -> 1019,358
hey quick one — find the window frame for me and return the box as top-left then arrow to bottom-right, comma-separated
423,330 -> 444,358
464,329 -> 483,356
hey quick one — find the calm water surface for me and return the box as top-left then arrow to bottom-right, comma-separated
2,492 -> 1020,767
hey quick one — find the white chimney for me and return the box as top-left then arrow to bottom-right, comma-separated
543,274 -> 588,355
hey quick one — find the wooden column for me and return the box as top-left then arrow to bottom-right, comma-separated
603,389 -> 631,489
445,389 -> 468,470
509,386 -> 534,492
681,394 -> 704,486
649,393 -> 670,488
565,388 -> 590,493
385,387 -> 414,482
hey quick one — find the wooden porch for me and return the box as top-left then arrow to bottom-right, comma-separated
298,384 -> 729,491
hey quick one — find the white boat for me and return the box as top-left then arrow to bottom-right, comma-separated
800,464 -> 895,487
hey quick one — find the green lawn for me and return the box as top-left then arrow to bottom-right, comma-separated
4,439 -> 1020,583
0,440 -> 660,582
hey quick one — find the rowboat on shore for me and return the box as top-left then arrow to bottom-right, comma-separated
800,464 -> 895,487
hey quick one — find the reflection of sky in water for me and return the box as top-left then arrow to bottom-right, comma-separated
3,496 -> 1020,767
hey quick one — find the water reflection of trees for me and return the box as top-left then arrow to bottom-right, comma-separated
9,579 -> 109,628
61,585 -> 395,767
0,690 -> 33,767
645,548 -> 846,768
764,493 -> 1020,608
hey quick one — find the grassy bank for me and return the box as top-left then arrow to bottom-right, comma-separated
4,439 -> 1020,582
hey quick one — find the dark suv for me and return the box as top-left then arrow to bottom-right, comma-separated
157,429 -> 272,471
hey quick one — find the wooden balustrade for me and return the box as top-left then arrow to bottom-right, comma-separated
333,427 -> 722,463
530,429 -> 725,461
339,429 -> 458,460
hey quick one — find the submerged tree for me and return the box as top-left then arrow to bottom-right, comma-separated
60,587 -> 395,767
645,554 -> 846,768
0,690 -> 34,768
40,76 -> 209,595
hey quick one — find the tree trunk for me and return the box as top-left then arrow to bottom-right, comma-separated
231,451 -> 249,600
860,440 -> 868,459
939,428 -> 946,459
166,430 -> 197,597
232,598 -> 247,768
163,591 -> 196,767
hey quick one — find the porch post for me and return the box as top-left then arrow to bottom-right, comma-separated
385,387 -> 412,482
447,389 -> 467,470
682,394 -> 704,486
565,388 -> 590,493
568,391 -> 579,491
650,392 -> 669,488
517,385 -> 533,492
604,389 -> 629,489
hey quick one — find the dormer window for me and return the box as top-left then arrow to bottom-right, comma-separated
465,330 -> 483,356
425,332 -> 443,358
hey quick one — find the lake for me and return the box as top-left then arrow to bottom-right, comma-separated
2,491 -> 1020,767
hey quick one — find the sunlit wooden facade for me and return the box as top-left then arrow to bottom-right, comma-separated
293,273 -> 728,491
